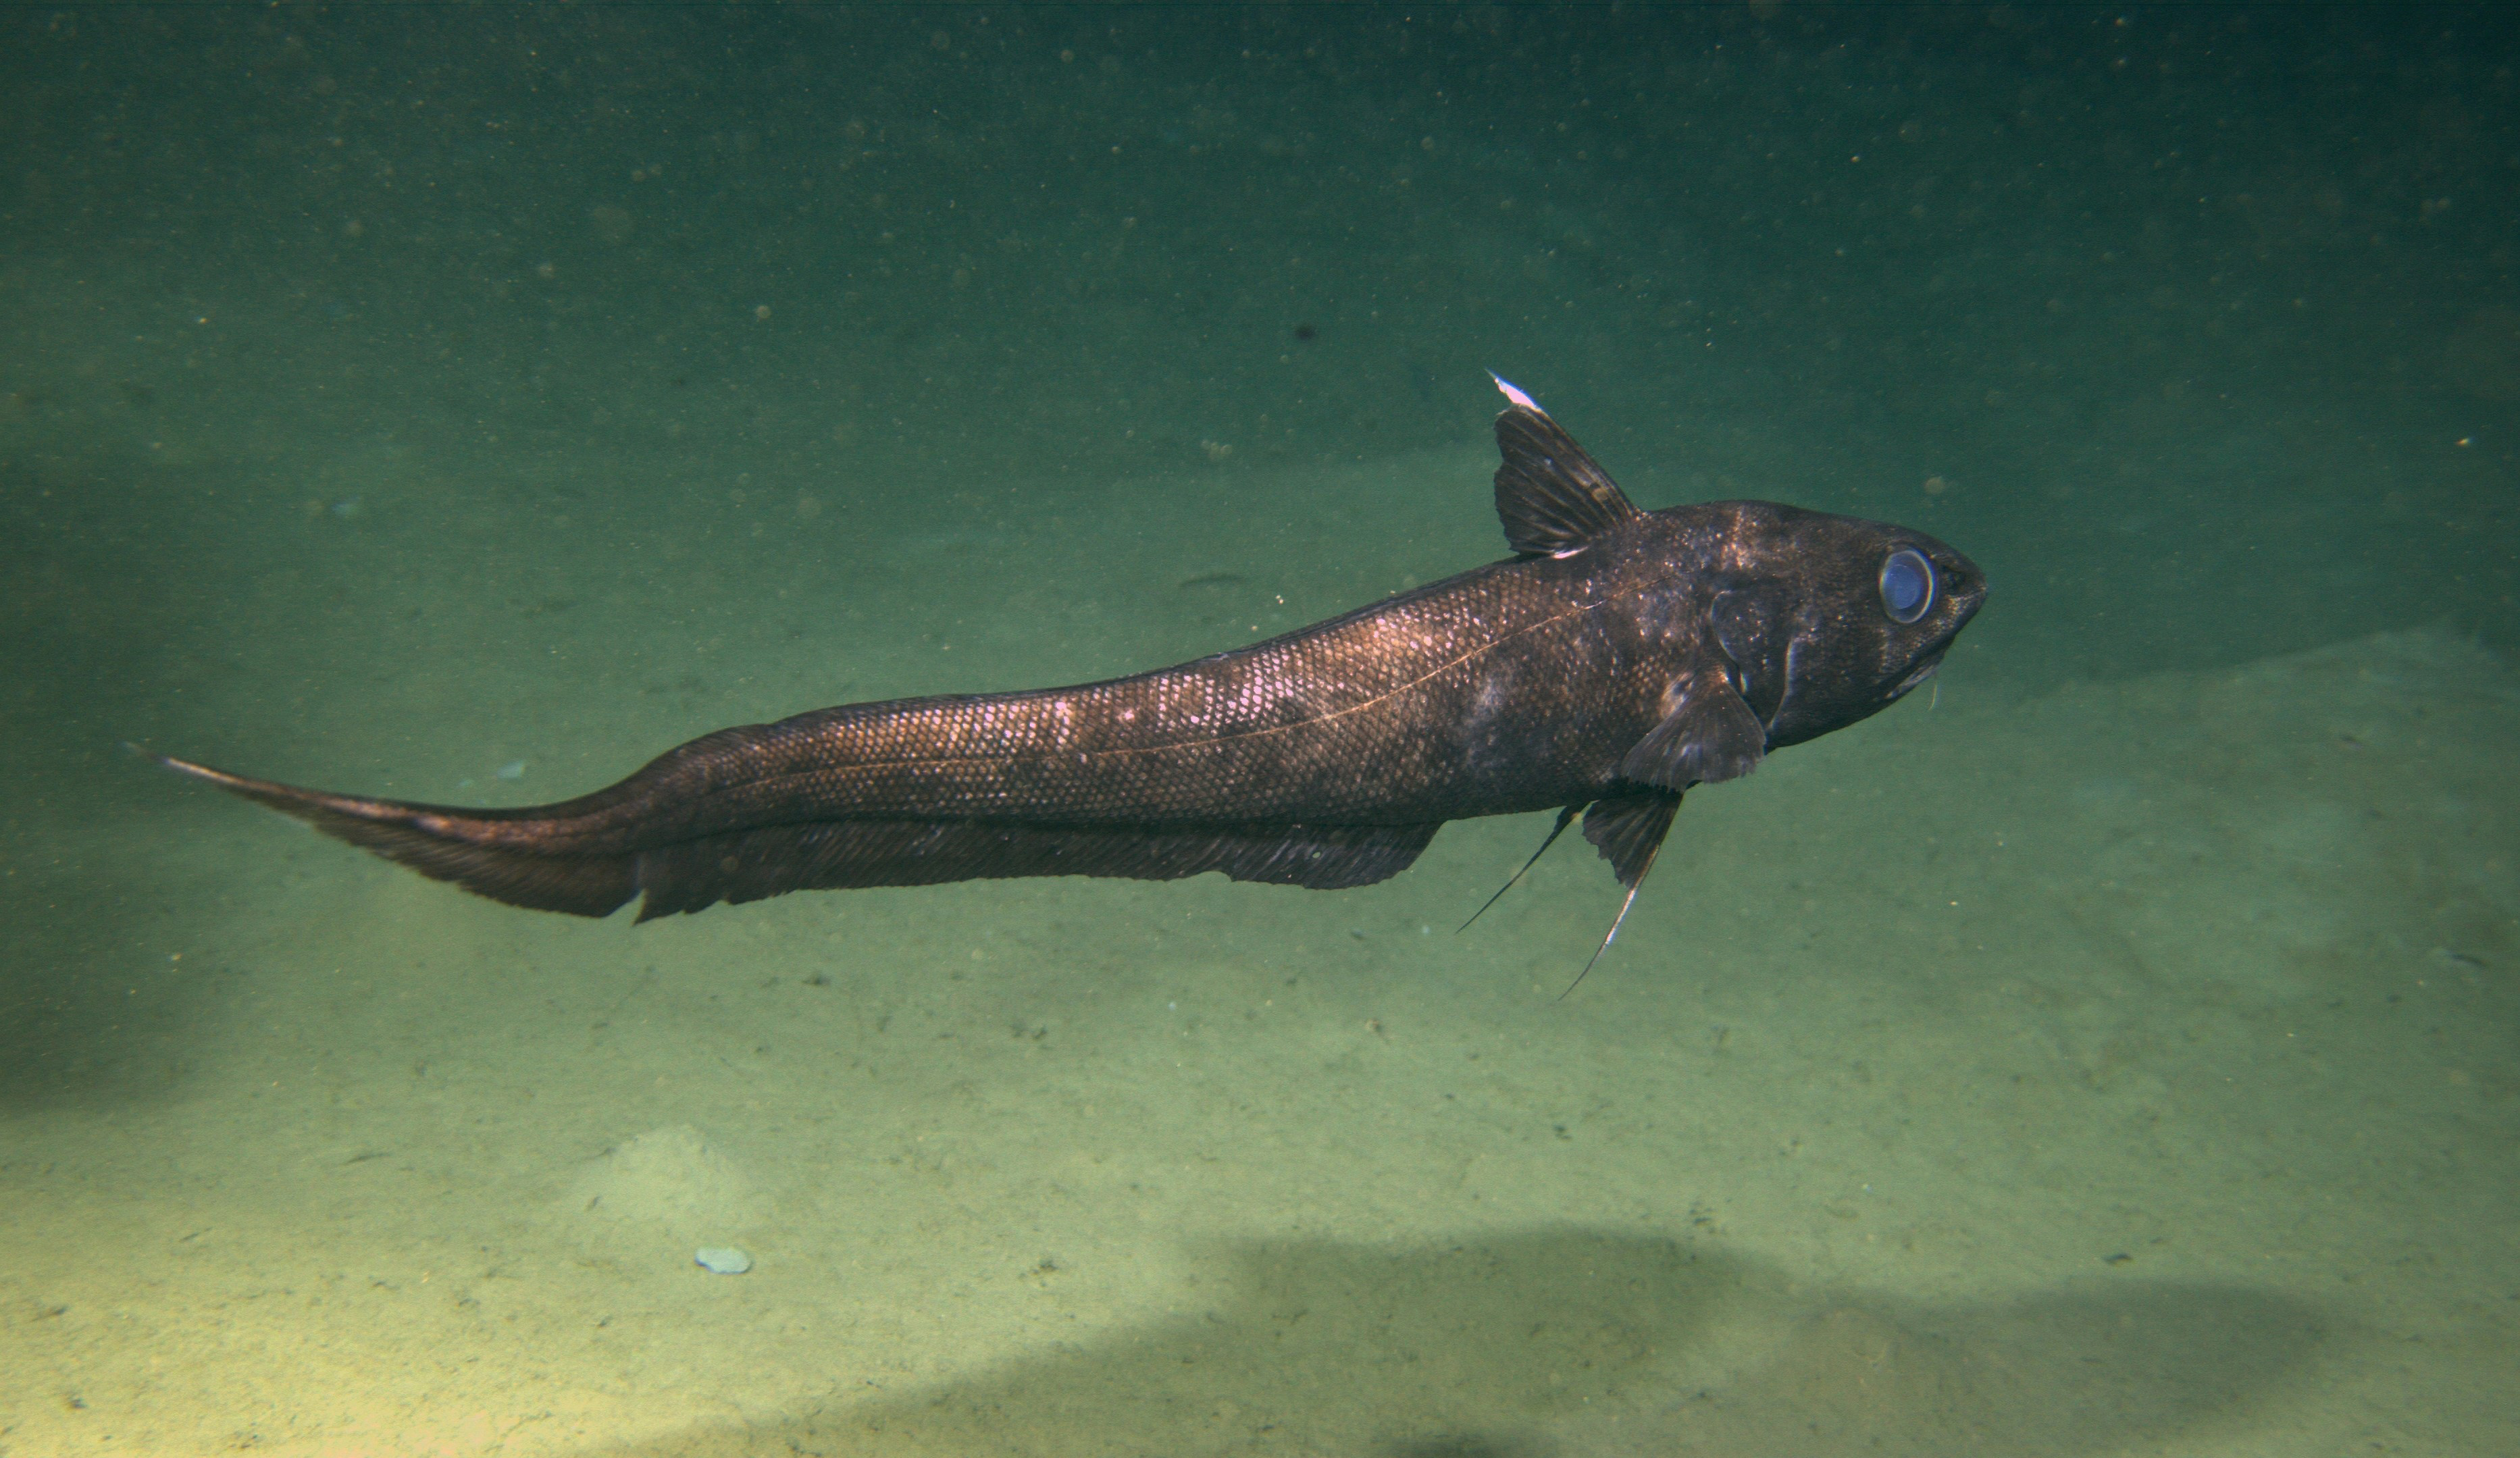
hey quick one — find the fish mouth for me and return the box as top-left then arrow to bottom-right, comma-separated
1888,654 -> 1944,700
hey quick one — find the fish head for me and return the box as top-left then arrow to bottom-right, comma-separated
1700,504 -> 1986,750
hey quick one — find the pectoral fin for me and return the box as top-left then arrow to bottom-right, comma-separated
1620,667 -> 1768,789
1560,666 -> 1766,996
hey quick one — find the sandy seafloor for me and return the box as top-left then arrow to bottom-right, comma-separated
3,9 -> 2518,1456
5,434 -> 2515,1457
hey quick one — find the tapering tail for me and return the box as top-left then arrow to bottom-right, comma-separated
157,753 -> 1439,921
157,757 -> 640,917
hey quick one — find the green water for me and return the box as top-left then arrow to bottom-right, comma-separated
2,8 -> 2513,1455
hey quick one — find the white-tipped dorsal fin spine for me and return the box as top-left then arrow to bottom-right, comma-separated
1490,372 -> 1541,414
1487,375 -> 1639,556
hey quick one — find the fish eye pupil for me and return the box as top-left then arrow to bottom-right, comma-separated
1879,549 -> 1934,624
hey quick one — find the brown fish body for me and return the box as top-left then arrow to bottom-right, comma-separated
542,517 -> 1691,841
163,382 -> 1984,922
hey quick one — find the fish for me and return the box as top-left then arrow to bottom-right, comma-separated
160,378 -> 1986,947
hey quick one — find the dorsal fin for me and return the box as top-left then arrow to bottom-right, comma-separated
1489,375 -> 1639,557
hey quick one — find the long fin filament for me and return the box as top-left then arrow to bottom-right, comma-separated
1458,804 -> 1581,933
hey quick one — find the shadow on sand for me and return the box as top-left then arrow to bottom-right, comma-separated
586,1224 -> 2327,1457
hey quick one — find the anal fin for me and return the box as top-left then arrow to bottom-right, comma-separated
631,817 -> 1441,920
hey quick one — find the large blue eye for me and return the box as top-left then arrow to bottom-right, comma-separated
1879,548 -> 1934,624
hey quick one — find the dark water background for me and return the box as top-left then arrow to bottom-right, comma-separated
9,7 -> 2515,696
2,7 -> 2515,1455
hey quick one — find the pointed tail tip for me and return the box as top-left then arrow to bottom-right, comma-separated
152,752 -> 382,825
155,753 -> 274,798
154,752 -> 233,789
154,750 -> 639,919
